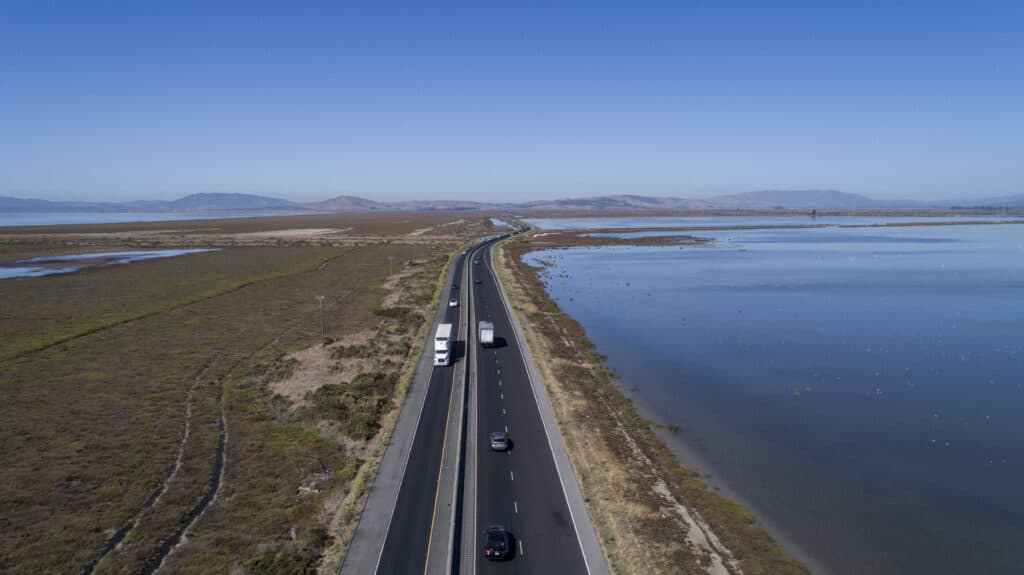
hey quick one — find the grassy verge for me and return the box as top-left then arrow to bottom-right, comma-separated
495,236 -> 808,575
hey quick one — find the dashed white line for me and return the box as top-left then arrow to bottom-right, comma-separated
510,470 -> 514,481
514,501 -> 518,514
500,393 -> 504,400
505,425 -> 508,433
519,540 -> 524,556
502,408 -> 506,415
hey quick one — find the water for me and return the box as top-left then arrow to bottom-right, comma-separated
0,249 -> 218,279
0,211 -> 306,227
525,214 -> 1023,231
522,223 -> 1024,575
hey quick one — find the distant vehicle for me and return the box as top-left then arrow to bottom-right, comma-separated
474,258 -> 481,265
462,250 -> 468,255
474,278 -> 482,284
479,321 -> 494,347
452,283 -> 459,290
490,431 -> 510,451
483,525 -> 512,560
433,323 -> 452,367
449,297 -> 459,308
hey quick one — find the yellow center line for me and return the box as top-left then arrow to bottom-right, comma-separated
422,257 -> 470,575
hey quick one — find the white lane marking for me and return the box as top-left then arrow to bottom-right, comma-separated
500,393 -> 504,400
510,470 -> 514,481
518,540 -> 524,556
514,501 -> 518,514
505,425 -> 508,433
502,408 -> 506,415
498,380 -> 502,387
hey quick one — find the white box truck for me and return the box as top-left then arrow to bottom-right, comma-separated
434,323 -> 453,366
479,321 -> 494,348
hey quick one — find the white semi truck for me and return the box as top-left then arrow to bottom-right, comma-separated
434,323 -> 453,366
478,321 -> 494,348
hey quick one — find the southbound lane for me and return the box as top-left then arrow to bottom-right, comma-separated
472,245 -> 589,574
376,255 -> 466,574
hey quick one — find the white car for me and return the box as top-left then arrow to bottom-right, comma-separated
448,297 -> 459,308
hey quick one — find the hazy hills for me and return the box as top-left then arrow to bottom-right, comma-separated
2,190 -> 1022,213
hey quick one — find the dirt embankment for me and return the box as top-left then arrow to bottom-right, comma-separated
496,235 -> 808,575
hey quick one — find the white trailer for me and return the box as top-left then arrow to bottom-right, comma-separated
478,321 -> 494,348
434,323 -> 453,366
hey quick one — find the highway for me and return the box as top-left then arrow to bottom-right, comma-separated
374,253 -> 467,574
468,242 -> 590,574
344,232 -> 604,575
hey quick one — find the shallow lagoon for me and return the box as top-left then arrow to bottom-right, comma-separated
524,222 -> 1024,575
0,249 -> 218,279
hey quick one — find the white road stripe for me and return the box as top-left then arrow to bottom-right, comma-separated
519,540 -> 524,556
510,470 -> 514,481
514,501 -> 518,514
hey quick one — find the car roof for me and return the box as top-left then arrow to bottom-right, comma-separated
490,431 -> 508,439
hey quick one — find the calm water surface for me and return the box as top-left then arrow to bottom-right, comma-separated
0,211 -> 306,227
0,249 -> 218,279
523,223 -> 1024,575
526,214 -> 1024,230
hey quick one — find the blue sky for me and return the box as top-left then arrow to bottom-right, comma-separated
1,1 -> 1021,202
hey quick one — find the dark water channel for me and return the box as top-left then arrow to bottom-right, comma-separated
523,222 -> 1024,575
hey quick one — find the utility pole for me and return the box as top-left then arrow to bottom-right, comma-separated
315,295 -> 326,346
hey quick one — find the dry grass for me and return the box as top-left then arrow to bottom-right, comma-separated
0,214 -> 491,574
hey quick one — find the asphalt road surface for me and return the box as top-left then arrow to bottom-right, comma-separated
471,245 -> 590,574
375,254 -> 467,574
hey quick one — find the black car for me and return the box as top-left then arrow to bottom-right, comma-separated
483,525 -> 512,560
474,278 -> 482,284
474,258 -> 481,265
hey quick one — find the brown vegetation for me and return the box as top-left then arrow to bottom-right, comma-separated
0,213 -> 490,574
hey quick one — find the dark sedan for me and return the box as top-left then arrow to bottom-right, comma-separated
483,525 -> 512,560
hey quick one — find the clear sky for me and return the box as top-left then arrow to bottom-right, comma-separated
1,1 -> 1021,203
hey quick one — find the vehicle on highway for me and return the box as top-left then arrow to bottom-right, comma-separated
452,283 -> 459,290
449,297 -> 459,308
474,258 -> 480,265
483,525 -> 512,560
474,278 -> 482,284
434,323 -> 452,367
489,431 -> 510,451
479,320 -> 494,347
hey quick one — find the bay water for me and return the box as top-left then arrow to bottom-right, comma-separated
522,221 -> 1024,574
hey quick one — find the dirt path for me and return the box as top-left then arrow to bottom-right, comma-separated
82,354 -> 222,575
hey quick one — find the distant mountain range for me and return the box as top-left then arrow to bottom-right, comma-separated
2,190 -> 1022,213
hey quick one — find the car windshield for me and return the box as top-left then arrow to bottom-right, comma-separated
486,531 -> 507,548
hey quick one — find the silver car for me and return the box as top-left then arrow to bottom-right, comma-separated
490,431 -> 510,451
